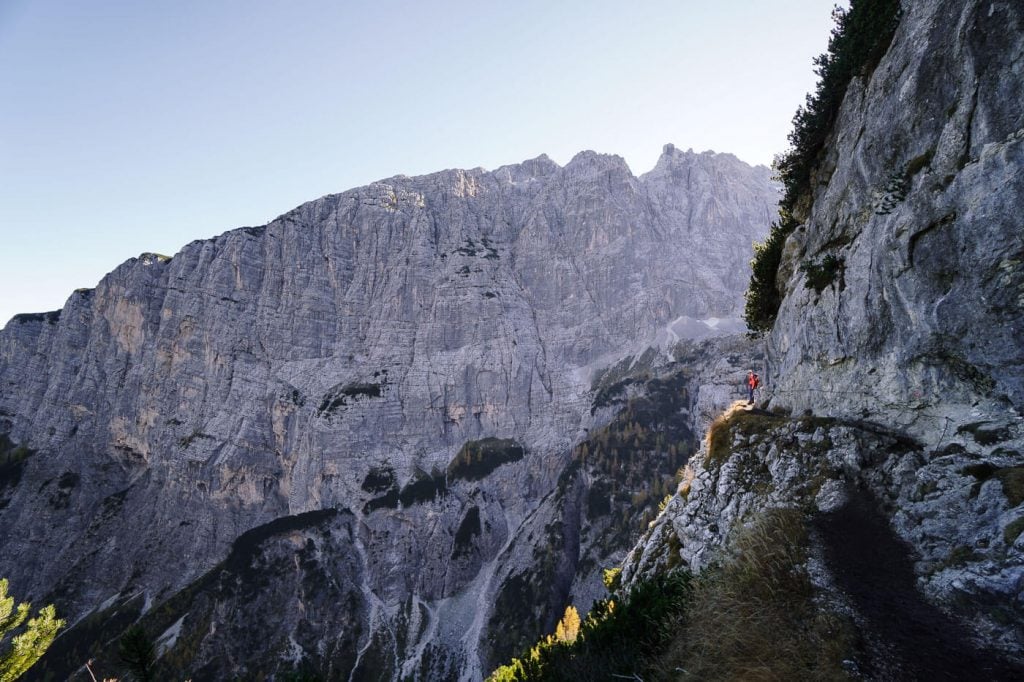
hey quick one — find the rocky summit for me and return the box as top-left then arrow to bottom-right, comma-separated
0,147 -> 776,679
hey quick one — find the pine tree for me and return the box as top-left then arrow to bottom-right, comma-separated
119,625 -> 156,682
0,578 -> 64,682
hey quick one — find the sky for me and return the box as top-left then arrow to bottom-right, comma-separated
0,0 -> 840,326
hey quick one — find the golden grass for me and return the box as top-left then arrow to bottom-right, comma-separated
705,401 -> 750,465
651,509 -> 853,681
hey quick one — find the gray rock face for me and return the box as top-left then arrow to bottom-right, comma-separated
769,0 -> 1024,435
0,148 -> 776,679
767,0 -> 1024,649
623,0 -> 1024,668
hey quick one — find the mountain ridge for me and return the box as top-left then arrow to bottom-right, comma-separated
0,144 -> 777,679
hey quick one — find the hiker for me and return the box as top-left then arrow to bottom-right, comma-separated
747,370 -> 760,405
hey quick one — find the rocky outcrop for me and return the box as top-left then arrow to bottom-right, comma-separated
624,404 -> 1024,677
622,0 -> 1024,672
0,148 -> 776,679
770,0 -> 1024,431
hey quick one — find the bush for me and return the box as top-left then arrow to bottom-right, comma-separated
486,572 -> 692,681
1005,517 -> 1024,546
447,438 -> 526,481
801,254 -> 845,294
0,435 -> 34,485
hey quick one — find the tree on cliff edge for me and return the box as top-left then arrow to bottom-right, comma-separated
0,578 -> 64,681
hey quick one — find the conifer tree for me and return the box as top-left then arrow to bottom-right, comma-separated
0,578 -> 64,682
553,606 -> 580,644
119,625 -> 155,682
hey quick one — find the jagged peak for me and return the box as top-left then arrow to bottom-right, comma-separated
562,150 -> 632,177
648,144 -> 743,172
493,153 -> 561,183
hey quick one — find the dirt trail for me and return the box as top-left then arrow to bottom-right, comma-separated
813,490 -> 1024,681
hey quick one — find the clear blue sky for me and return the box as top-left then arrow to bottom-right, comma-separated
0,0 -> 839,326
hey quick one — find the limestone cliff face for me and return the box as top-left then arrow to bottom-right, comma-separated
770,0 -> 1024,431
623,0 -> 1024,672
0,148 -> 775,679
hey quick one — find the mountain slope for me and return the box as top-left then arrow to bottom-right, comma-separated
0,147 -> 776,679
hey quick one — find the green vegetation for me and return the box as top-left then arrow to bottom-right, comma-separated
361,466 -> 396,493
801,254 -> 845,294
744,217 -> 796,333
956,422 -> 1010,446
997,467 -> 1024,508
1005,517 -> 1024,546
934,545 -> 982,572
178,430 -> 214,448
744,0 -> 902,332
487,572 -> 692,681
398,469 -> 448,506
364,439 -> 527,513
453,506 -> 482,558
447,438 -> 525,481
775,0 -> 902,211
962,464 -> 1024,507
10,311 -> 61,325
119,624 -> 155,682
0,435 -> 34,492
317,382 -> 383,416
706,410 -> 739,465
483,365 -> 696,666
363,487 -> 400,513
25,593 -> 144,680
488,509 -> 852,681
0,578 -> 64,681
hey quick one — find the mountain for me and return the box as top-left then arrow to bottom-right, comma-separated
620,0 -> 1024,678
0,147 -> 777,679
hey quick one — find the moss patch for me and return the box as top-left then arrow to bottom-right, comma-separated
962,464 -> 1024,506
1004,517 -> 1024,546
996,468 -> 1024,507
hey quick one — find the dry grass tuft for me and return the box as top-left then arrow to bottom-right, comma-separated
705,401 -> 749,465
705,401 -> 785,468
652,508 -> 853,681
677,464 -> 696,499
